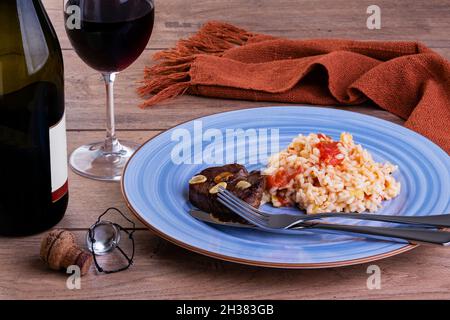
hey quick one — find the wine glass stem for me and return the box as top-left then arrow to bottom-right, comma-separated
102,72 -> 120,154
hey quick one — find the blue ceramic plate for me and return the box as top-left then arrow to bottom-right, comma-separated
122,107 -> 450,268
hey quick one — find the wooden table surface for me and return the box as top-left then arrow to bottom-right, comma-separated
2,0 -> 450,300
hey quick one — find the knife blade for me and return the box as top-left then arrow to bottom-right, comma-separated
189,209 -> 318,231
189,209 -> 257,229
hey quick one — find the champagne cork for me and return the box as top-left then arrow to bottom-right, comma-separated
40,229 -> 93,276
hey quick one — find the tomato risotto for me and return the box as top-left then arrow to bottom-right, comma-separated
262,133 -> 401,214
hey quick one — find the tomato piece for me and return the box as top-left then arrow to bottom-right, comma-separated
266,169 -> 287,188
317,133 -> 330,140
287,166 -> 304,181
266,166 -> 303,189
276,195 -> 293,207
316,141 -> 343,166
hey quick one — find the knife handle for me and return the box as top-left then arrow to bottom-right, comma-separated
306,223 -> 450,246
300,213 -> 450,228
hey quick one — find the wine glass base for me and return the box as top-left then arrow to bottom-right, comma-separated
69,140 -> 139,181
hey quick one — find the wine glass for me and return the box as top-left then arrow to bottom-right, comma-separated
63,0 -> 155,181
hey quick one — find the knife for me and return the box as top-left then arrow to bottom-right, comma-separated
189,209 -> 256,229
188,209 -> 450,245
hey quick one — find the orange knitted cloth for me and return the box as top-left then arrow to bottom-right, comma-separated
139,21 -> 450,154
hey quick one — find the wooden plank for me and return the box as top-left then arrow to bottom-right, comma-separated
5,131 -> 445,300
45,0 -> 450,50
12,0 -> 448,301
2,230 -> 450,299
48,0 -> 450,131
63,49 -> 406,131
59,131 -> 157,228
432,47 -> 450,57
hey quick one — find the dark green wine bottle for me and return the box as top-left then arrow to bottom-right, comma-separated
0,0 -> 68,236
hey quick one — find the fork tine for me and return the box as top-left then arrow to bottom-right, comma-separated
216,191 -> 261,220
216,196 -> 266,227
216,189 -> 269,226
219,188 -> 269,218
218,192 -> 268,222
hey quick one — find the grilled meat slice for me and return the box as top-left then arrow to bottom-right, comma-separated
188,164 -> 266,222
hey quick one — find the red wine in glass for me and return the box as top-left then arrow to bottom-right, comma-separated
64,0 -> 154,181
65,0 -> 154,72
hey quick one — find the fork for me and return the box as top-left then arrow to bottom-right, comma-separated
216,187 -> 450,228
216,187 -> 450,246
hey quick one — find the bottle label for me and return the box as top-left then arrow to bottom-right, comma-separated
49,113 -> 68,202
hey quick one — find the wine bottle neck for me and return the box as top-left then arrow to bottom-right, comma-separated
0,0 -> 61,95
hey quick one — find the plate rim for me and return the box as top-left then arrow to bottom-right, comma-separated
119,105 -> 442,268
